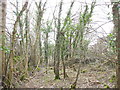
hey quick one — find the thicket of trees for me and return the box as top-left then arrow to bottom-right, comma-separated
0,0 -> 120,89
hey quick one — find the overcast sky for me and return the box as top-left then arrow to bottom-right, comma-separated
6,0 -> 114,45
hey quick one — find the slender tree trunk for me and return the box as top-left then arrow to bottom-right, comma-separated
39,32 -> 42,64
0,1 -> 2,87
25,9 -> 29,76
44,32 -> 48,73
69,31 -> 72,58
71,29 -> 84,89
61,34 -> 68,78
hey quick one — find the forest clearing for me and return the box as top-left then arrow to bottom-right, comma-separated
0,0 -> 120,89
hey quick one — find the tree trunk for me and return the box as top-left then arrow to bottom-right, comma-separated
112,3 -> 120,88
34,1 -> 45,67
61,34 -> 68,79
117,18 -> 120,88
0,0 -> 7,88
54,0 -> 63,80
0,1 -> 2,87
44,32 -> 48,73
25,9 -> 29,76
71,29 -> 84,89
54,31 -> 61,79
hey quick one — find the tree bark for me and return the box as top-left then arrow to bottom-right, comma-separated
61,34 -> 68,79
0,0 -> 7,88
25,9 -> 29,76
44,32 -> 48,73
54,0 -> 63,80
112,2 -> 120,88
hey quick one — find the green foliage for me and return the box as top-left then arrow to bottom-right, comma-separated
20,74 -> 26,81
42,21 -> 53,33
28,66 -> 33,71
79,4 -> 93,26
81,69 -> 87,73
13,56 -> 21,63
107,33 -> 116,53
109,79 -> 114,83
109,75 -> 116,83
104,84 -> 110,88
0,46 -> 10,53
36,67 -> 41,71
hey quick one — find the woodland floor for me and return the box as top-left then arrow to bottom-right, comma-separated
18,63 -> 116,88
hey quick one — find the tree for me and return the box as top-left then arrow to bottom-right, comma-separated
8,2 -> 28,87
71,2 -> 95,89
54,0 -> 63,79
111,1 -> 120,88
43,20 -> 53,74
34,1 -> 47,67
54,0 -> 75,79
60,1 -> 74,79
24,9 -> 29,76
0,0 -> 7,88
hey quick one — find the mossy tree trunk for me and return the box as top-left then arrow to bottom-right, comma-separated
54,0 -> 63,80
0,0 -> 7,88
112,2 -> 120,88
